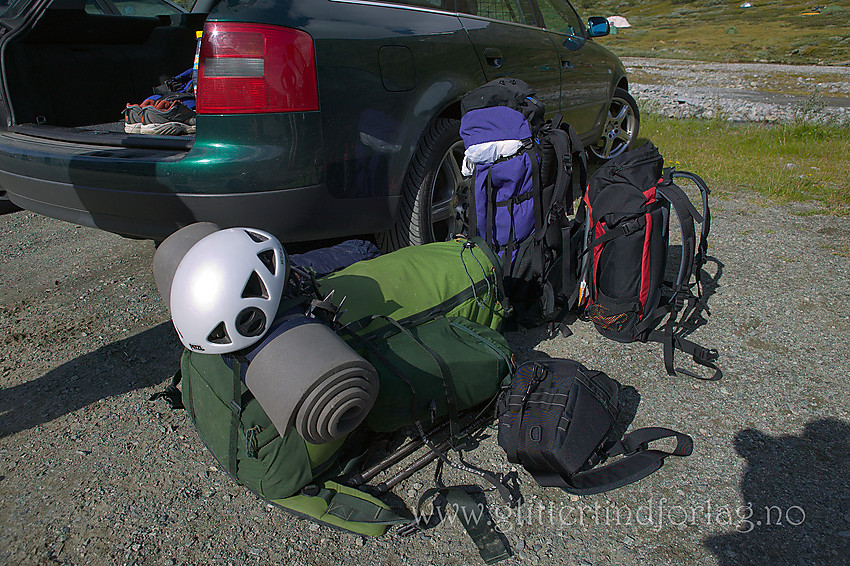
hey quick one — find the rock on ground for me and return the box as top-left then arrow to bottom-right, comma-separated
624,57 -> 850,124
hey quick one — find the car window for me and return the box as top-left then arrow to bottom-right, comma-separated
360,0 -> 448,10
0,0 -> 31,19
536,0 -> 584,37
357,0 -> 534,25
111,0 -> 182,15
84,0 -> 107,13
473,0 -> 530,25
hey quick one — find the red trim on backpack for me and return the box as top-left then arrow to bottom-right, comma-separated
592,220 -> 606,301
638,186 -> 658,315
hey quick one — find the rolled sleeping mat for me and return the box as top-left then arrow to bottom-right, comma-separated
245,317 -> 379,444
152,222 -> 220,311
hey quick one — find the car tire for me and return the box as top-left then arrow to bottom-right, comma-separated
376,118 -> 471,251
0,192 -> 21,215
588,87 -> 640,162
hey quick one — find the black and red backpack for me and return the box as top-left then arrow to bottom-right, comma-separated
577,142 -> 720,379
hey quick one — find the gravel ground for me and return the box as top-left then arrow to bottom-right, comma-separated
2,62 -> 850,565
624,57 -> 850,123
3,195 -> 849,566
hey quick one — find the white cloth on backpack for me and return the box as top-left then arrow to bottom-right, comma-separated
462,139 -> 523,176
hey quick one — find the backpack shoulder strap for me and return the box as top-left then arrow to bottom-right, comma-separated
544,124 -> 586,216
656,169 -> 702,293
403,486 -> 511,565
672,170 -> 711,275
567,124 -> 587,204
528,427 -> 693,495
640,170 -> 719,380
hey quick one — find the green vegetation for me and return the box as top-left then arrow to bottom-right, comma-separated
639,112 -> 850,213
587,0 -> 850,65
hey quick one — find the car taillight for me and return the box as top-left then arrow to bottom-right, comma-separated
197,22 -> 318,114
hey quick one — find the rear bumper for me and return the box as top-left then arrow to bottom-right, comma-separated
1,168 -> 398,241
0,111 -> 398,240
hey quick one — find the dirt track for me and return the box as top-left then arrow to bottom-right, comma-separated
624,57 -> 850,123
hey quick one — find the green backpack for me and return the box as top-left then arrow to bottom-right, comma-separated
174,238 -> 513,538
317,236 -> 505,335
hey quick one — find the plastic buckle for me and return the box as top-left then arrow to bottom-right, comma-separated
619,436 -> 649,456
621,217 -> 642,236
300,485 -> 321,497
694,348 -> 720,364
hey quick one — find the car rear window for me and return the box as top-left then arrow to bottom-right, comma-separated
366,0 -> 448,10
333,0 -> 536,26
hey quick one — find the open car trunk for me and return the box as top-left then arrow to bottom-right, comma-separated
2,2 -> 206,150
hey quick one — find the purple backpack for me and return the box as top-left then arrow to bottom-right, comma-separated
460,79 -> 586,326
461,106 -> 536,255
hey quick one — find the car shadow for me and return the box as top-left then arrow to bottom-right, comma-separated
0,322 -> 181,438
703,419 -> 850,565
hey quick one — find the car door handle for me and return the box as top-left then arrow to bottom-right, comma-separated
484,48 -> 503,68
562,59 -> 574,70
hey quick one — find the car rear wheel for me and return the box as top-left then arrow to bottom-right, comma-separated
588,88 -> 640,161
0,192 -> 21,215
376,118 -> 471,251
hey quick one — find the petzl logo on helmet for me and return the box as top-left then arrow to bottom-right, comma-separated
190,344 -> 205,352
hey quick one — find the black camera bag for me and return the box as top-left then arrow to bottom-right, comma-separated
497,358 -> 693,495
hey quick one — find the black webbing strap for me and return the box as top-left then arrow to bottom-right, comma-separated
635,298 -> 677,335
467,171 -> 478,237
567,126 -> 587,208
375,316 -> 463,443
227,356 -> 246,479
504,364 -> 547,464
485,169 -> 496,253
528,144 -> 544,238
529,427 -> 693,495
648,327 -> 721,381
545,128 -> 573,217
580,214 -> 647,257
148,369 -> 184,410
405,487 -> 510,564
495,191 -> 534,207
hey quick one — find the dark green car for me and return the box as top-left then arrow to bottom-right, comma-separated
0,0 -> 638,245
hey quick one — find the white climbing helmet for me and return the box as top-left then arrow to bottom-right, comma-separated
169,227 -> 288,354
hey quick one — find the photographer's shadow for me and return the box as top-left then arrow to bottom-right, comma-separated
0,322 -> 181,438
704,419 -> 850,565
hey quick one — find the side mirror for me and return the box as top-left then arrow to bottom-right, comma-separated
587,16 -> 610,38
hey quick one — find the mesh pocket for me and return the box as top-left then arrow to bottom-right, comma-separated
589,291 -> 641,342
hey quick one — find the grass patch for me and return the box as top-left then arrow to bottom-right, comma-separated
640,112 -> 850,213
588,0 -> 850,64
